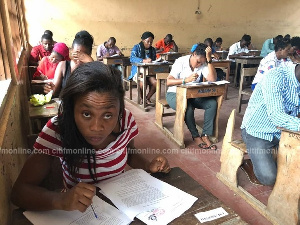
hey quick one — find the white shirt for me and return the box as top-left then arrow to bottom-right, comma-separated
167,55 -> 209,93
227,41 -> 249,60
252,51 -> 292,85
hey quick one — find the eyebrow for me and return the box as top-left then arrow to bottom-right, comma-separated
79,103 -> 117,109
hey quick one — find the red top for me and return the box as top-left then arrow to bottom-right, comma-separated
155,38 -> 175,58
30,45 -> 52,64
32,56 -> 58,79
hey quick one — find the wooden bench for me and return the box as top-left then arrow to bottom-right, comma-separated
237,67 -> 258,113
155,73 -> 176,129
217,109 -> 300,225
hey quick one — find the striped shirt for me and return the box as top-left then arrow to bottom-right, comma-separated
252,51 -> 291,85
34,109 -> 138,188
241,64 -> 300,141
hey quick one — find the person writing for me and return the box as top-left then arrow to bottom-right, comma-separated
11,61 -> 170,212
129,31 -> 157,105
166,43 -> 217,150
43,30 -> 94,97
241,61 -> 300,186
96,37 -> 123,61
32,42 -> 69,80
155,34 -> 178,59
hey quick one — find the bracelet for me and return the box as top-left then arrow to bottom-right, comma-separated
182,78 -> 186,85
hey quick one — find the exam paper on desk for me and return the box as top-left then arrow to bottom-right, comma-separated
23,197 -> 132,225
96,169 -> 197,222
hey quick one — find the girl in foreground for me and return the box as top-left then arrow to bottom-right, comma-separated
12,61 -> 170,212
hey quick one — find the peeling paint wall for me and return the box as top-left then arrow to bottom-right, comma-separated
24,0 -> 300,56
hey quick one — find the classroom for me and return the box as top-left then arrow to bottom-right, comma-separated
1,0 -> 300,224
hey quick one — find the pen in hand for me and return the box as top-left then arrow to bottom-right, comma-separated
77,178 -> 98,219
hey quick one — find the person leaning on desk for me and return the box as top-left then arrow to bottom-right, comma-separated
11,61 -> 170,212
240,62 -> 300,186
166,43 -> 218,150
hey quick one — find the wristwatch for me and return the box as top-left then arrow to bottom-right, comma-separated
182,78 -> 186,85
207,59 -> 212,64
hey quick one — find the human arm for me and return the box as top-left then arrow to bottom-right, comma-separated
170,41 -> 178,52
205,47 -> 217,81
29,47 -> 40,66
155,39 -> 164,53
130,44 -> 152,63
127,140 -> 170,173
115,46 -> 124,56
32,57 -> 47,80
11,153 -> 96,212
44,61 -> 65,96
262,71 -> 300,131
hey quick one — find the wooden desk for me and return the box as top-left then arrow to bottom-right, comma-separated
129,62 -> 171,112
12,167 -> 245,225
212,60 -> 231,99
216,51 -> 229,60
234,56 -> 262,86
28,100 -> 59,134
160,52 -> 182,62
103,56 -> 128,65
157,84 -> 225,148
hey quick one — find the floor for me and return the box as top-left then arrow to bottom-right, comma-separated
124,82 -> 273,225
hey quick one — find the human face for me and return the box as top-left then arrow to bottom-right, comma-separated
278,44 -> 291,59
190,53 -> 206,69
107,40 -> 115,49
74,91 -> 120,149
240,40 -> 250,48
143,37 -> 153,49
164,37 -> 171,45
41,39 -> 53,51
49,52 -> 63,64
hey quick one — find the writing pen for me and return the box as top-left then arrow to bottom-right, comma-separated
77,178 -> 98,219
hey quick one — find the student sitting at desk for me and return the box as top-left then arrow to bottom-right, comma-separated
241,63 -> 300,186
252,38 -> 291,90
213,37 -> 223,51
260,35 -> 283,57
155,34 -> 178,59
44,30 -> 94,97
129,31 -> 157,105
11,61 -> 170,212
32,42 -> 69,80
29,33 -> 54,66
227,34 -> 254,60
96,37 -> 123,61
166,43 -> 217,150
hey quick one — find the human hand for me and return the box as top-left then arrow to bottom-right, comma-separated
44,82 -> 55,94
60,182 -> 96,212
186,73 -> 199,83
143,58 -> 152,63
205,46 -> 212,61
40,74 -> 48,80
72,51 -> 93,64
149,156 -> 171,173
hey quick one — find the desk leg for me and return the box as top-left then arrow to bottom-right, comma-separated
267,131 -> 300,225
142,68 -> 147,109
224,65 -> 230,100
173,87 -> 187,148
137,66 -> 141,105
234,62 -> 239,87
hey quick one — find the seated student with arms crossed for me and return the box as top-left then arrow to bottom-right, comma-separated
11,61 -> 170,212
166,43 -> 217,150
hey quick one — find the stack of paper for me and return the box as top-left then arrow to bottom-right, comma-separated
24,169 -> 197,225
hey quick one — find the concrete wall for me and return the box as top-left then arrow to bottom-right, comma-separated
24,0 -> 300,57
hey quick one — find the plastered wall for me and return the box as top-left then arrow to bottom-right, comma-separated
24,0 -> 300,57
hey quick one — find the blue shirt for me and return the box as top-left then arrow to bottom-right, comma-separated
241,64 -> 300,141
129,43 -> 156,80
260,38 -> 274,57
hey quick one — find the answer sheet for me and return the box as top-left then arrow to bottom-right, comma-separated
97,169 -> 197,223
23,197 -> 132,225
